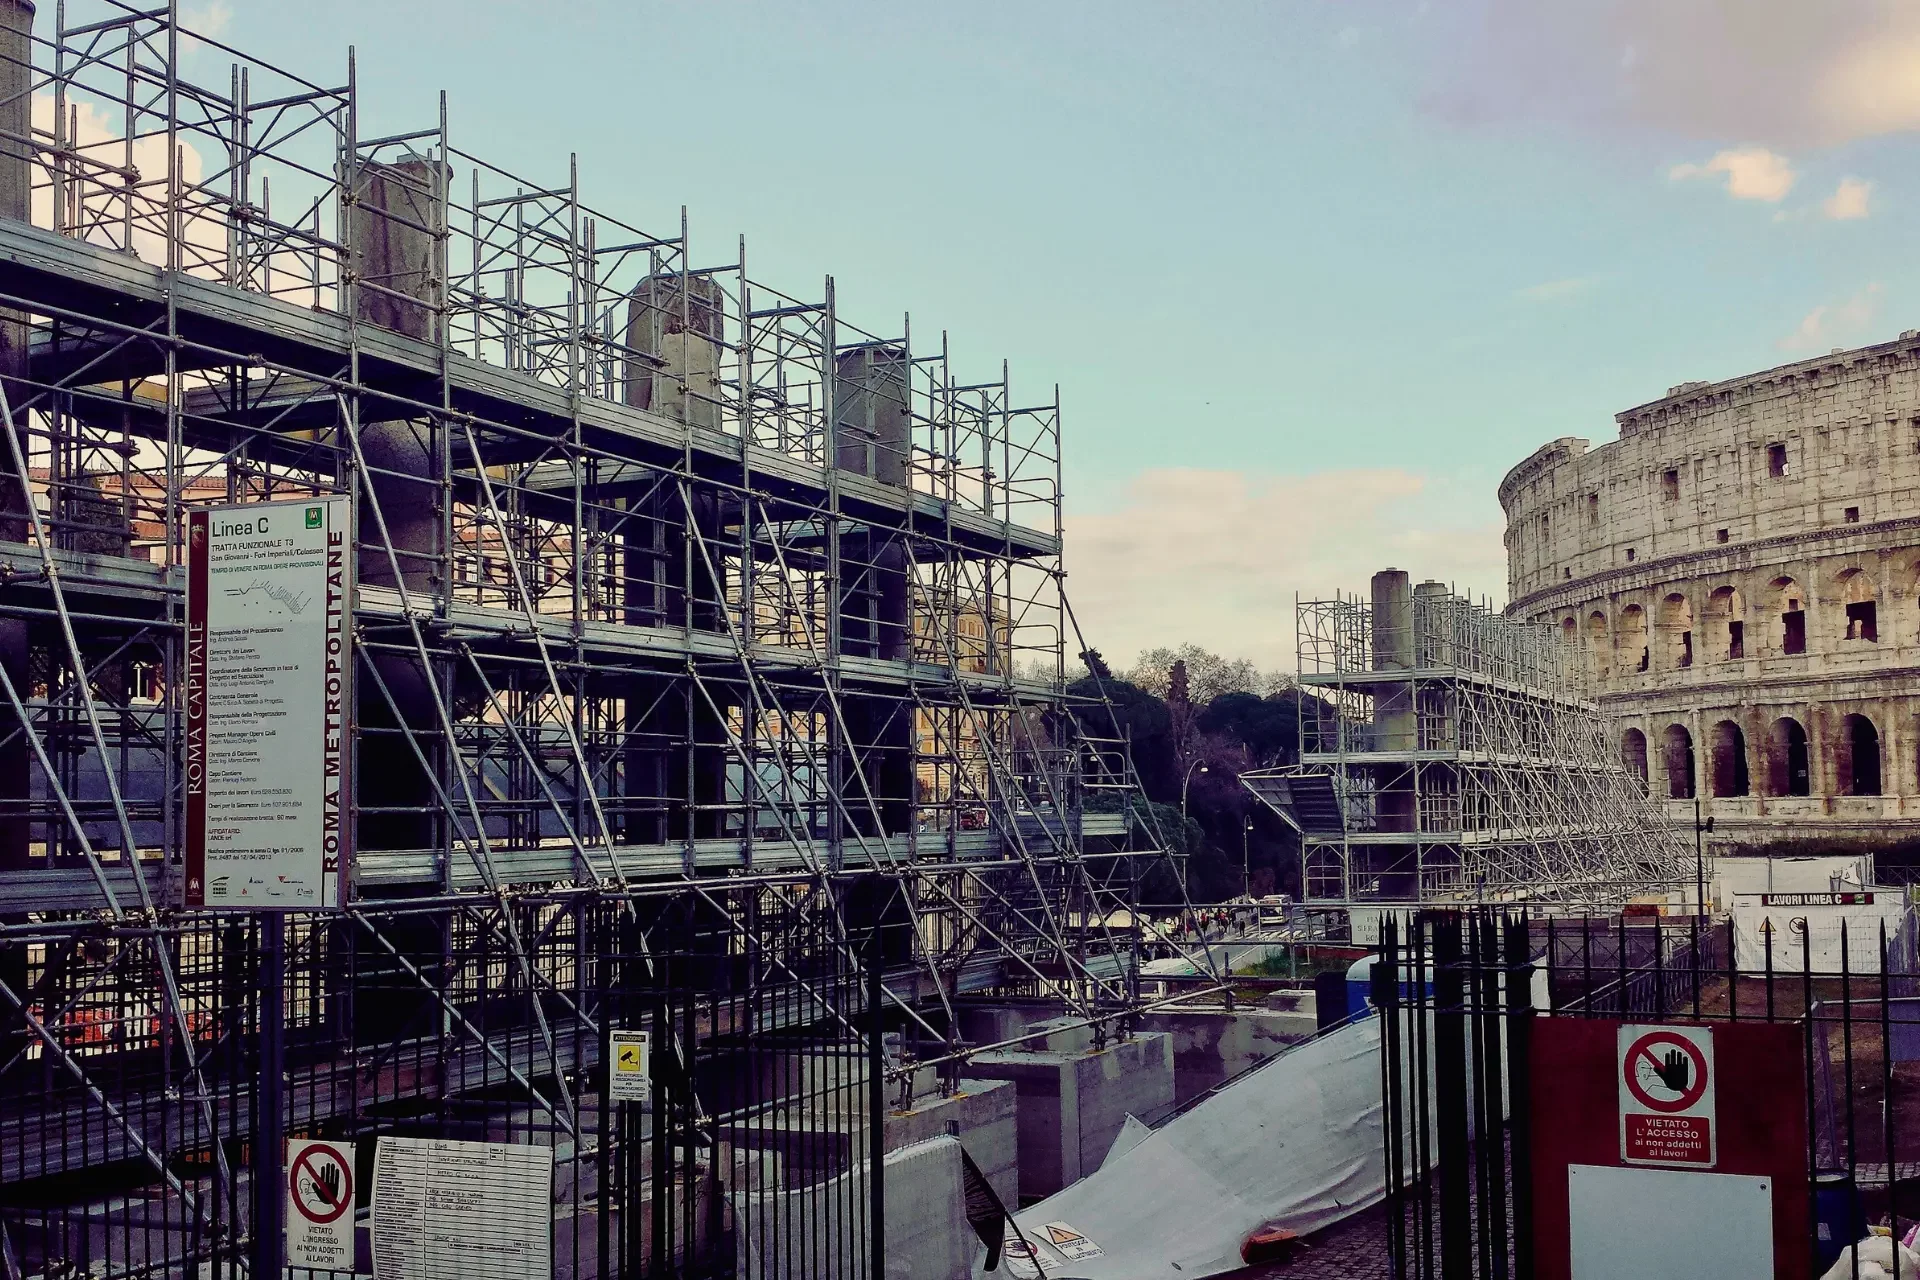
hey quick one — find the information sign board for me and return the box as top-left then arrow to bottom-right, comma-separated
185,496 -> 351,909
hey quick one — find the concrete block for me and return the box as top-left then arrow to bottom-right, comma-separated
968,1031 -> 1174,1202
884,1077 -> 1019,1211
1134,1008 -> 1317,1106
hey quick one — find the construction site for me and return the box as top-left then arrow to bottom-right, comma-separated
0,6 -> 1793,1280
0,5 -> 1210,1279
1245,570 -> 1690,917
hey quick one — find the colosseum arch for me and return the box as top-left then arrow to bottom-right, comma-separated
1587,611 -> 1610,680
1618,604 -> 1649,673
1837,568 -> 1879,643
1621,727 -> 1648,792
1768,576 -> 1807,656
1709,719 -> 1749,797
1705,585 -> 1746,661
1837,712 -> 1883,796
1658,592 -> 1695,669
1662,723 -> 1696,799
1766,717 -> 1811,797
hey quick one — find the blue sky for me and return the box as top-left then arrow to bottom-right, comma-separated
217,0 -> 1920,671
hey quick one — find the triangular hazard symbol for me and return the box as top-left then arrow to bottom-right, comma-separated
1046,1225 -> 1081,1245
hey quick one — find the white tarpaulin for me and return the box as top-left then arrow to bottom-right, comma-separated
1732,891 -> 1913,973
982,1017 -> 1398,1279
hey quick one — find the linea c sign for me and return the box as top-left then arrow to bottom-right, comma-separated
185,496 -> 352,910
1618,1024 -> 1716,1168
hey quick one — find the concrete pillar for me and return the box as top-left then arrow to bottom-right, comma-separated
624,273 -> 723,431
349,157 -> 447,859
834,345 -> 911,661
829,348 -> 914,842
1371,569 -> 1417,898
617,275 -> 730,844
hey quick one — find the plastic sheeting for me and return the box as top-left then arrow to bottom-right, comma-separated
981,1017 -> 1390,1279
1732,892 -> 1914,973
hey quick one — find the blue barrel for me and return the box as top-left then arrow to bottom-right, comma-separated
1813,1171 -> 1865,1272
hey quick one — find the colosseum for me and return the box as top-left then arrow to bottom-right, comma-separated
1501,331 -> 1920,854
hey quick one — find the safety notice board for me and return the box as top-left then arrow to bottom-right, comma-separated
1530,1019 -> 1807,1280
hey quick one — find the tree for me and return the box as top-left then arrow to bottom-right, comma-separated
1078,648 -> 1113,681
1198,690 -> 1304,767
1128,643 -> 1270,704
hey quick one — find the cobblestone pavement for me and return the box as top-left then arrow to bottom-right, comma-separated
1219,1202 -> 1394,1280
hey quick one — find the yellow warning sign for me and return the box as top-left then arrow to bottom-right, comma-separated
1041,1221 -> 1102,1261
609,1029 -> 650,1103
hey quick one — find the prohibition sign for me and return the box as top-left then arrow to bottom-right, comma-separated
289,1142 -> 353,1224
1623,1029 -> 1709,1113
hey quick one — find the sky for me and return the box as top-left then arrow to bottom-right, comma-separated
208,0 -> 1920,674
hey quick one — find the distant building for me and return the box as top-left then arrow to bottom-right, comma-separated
1501,332 -> 1920,851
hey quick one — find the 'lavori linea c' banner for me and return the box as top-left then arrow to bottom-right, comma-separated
185,496 -> 352,909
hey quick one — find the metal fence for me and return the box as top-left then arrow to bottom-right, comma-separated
1,883 -> 900,1280
1375,909 -> 1920,1280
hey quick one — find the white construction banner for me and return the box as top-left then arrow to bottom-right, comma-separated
371,1137 -> 552,1280
185,496 -> 351,909
286,1138 -> 357,1270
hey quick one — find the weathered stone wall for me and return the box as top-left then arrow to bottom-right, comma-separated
1500,333 -> 1920,850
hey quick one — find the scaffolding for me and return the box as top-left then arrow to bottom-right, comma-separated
1245,570 -> 1687,911
0,6 -> 1179,1278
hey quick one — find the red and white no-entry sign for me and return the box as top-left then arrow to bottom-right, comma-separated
286,1138 -> 356,1269
1618,1025 -> 1716,1167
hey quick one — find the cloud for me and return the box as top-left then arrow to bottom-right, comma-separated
181,2 -> 232,40
1821,176 -> 1873,220
30,95 -> 216,272
1776,282 -> 1884,353
1515,277 -> 1596,303
1418,1 -> 1920,147
1668,147 -> 1795,201
1063,468 -> 1508,673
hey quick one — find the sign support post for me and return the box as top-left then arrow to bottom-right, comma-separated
252,912 -> 286,1280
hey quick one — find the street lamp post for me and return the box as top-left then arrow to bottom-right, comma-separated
1243,818 -> 1254,901
1180,760 -> 1208,820
1693,795 -> 1714,916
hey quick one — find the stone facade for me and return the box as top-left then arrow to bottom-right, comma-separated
1500,332 -> 1920,850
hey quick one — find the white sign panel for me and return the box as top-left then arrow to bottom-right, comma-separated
372,1137 -> 552,1280
1618,1023 -> 1716,1168
286,1138 -> 357,1270
608,1028 -> 651,1104
185,496 -> 351,909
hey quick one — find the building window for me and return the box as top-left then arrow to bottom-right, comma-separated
1728,620 -> 1744,660
1840,714 -> 1882,796
1663,724 -> 1696,800
1784,608 -> 1807,654
1563,567 -> 1572,579
1768,442 -> 1789,477
1716,528 -> 1729,543
1710,720 -> 1750,798
1622,728 -> 1649,793
1626,548 -> 1637,562
1767,717 -> 1811,797
1846,600 -> 1878,641
1662,468 -> 1679,500
1588,493 -> 1600,526
1845,506 -> 1860,523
